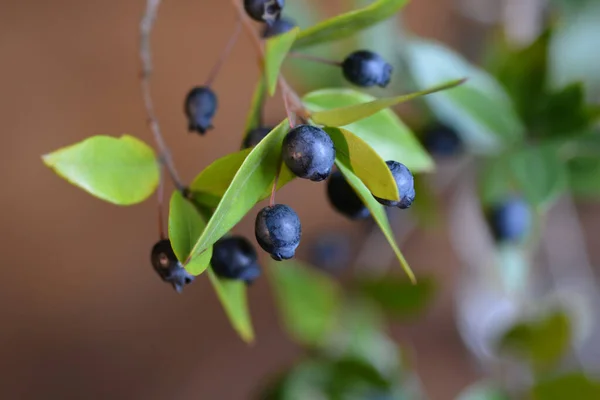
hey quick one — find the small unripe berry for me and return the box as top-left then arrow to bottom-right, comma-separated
282,125 -> 336,182
151,239 -> 194,293
243,126 -> 273,149
421,123 -> 462,156
244,0 -> 284,25
327,171 -> 370,219
374,161 -> 415,209
262,17 -> 295,38
211,236 -> 261,284
342,50 -> 392,88
184,86 -> 217,135
255,204 -> 301,261
488,197 -> 531,242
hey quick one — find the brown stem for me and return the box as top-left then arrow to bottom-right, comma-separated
282,86 -> 296,128
288,51 -> 342,67
140,0 -> 185,192
269,160 -> 283,207
205,20 -> 242,86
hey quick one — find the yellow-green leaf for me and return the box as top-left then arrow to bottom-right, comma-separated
168,191 -> 212,275
304,89 -> 433,172
42,135 -> 159,205
265,27 -> 300,95
185,121 -> 289,270
268,259 -> 341,347
337,162 -> 415,282
294,0 -> 409,49
312,79 -> 466,127
323,127 -> 398,201
208,268 -> 254,343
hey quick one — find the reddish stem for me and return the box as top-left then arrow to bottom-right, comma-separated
205,20 -> 242,86
269,160 -> 283,207
288,52 -> 342,67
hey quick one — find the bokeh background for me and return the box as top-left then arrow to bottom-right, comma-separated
1,0 -> 599,399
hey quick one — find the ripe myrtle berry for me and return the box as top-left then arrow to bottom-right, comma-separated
262,17 -> 296,38
244,0 -> 284,25
255,204 -> 301,261
374,161 -> 415,209
151,239 -> 194,293
184,86 -> 217,134
282,124 -> 336,182
327,171 -> 370,219
342,50 -> 393,88
421,123 -> 462,156
243,126 -> 273,149
488,197 -> 531,242
211,236 -> 261,284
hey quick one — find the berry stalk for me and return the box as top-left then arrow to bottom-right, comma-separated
140,0 -> 185,192
205,20 -> 243,86
288,52 -> 342,67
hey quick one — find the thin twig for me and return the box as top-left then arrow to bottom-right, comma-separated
269,160 -> 283,207
282,86 -> 296,128
140,0 -> 185,192
288,52 -> 342,67
205,20 -> 243,86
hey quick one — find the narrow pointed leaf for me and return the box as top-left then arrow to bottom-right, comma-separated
293,0 -> 409,49
324,127 -> 398,201
357,276 -> 435,318
242,77 -> 267,143
208,269 -> 254,343
313,79 -> 466,127
304,89 -> 433,172
531,373 -> 600,400
337,162 -> 415,282
268,260 -> 341,346
42,135 -> 159,205
168,191 -> 212,275
185,121 -> 289,270
265,27 -> 300,95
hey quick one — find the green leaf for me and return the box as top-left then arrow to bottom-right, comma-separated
405,39 -> 524,153
312,79 -> 466,127
498,310 -> 570,371
357,276 -> 435,318
456,381 -> 509,400
534,83 -> 591,138
265,27 -> 300,96
186,121 -> 289,271
323,127 -> 398,201
337,162 -> 415,282
531,373 -> 600,400
168,191 -> 210,273
268,259 -> 341,347
303,89 -> 434,173
42,135 -> 159,205
243,77 -> 267,141
208,268 -> 254,343
568,156 -> 600,198
293,0 -> 409,49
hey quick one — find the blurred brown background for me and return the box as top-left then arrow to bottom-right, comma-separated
0,0 -> 573,398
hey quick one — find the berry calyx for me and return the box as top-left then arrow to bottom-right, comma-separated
327,171 -> 370,219
262,17 -> 295,38
342,50 -> 392,88
282,124 -> 336,182
151,239 -> 194,293
211,236 -> 261,284
255,204 -> 302,261
488,197 -> 531,242
244,0 -> 284,25
421,123 -> 462,156
374,161 -> 415,209
184,86 -> 218,135
243,126 -> 273,148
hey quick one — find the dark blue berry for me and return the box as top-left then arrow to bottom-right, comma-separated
244,0 -> 284,24
421,123 -> 462,156
327,171 -> 370,219
243,126 -> 273,148
255,204 -> 301,261
374,161 -> 415,209
342,50 -> 392,88
262,17 -> 296,38
184,86 -> 217,135
211,236 -> 261,284
151,239 -> 194,293
488,197 -> 531,242
282,125 -> 336,182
